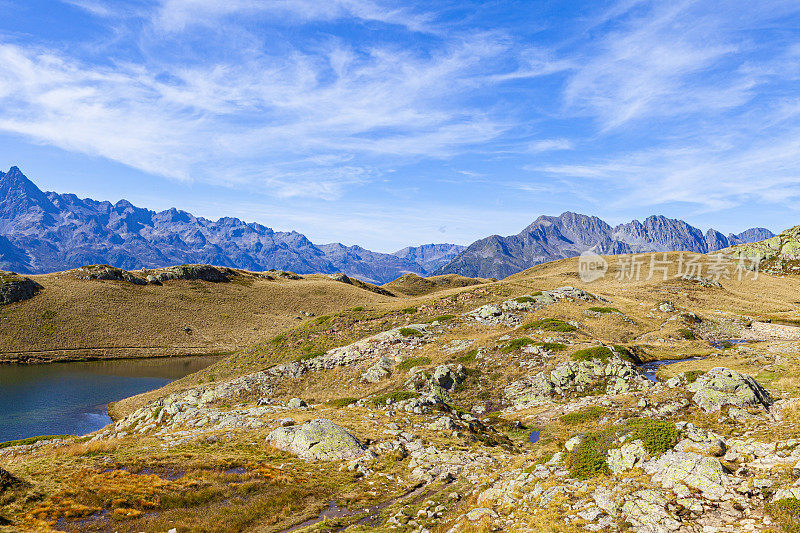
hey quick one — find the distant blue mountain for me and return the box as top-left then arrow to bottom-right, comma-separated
0,166 -> 774,283
434,212 -> 774,279
0,166 -> 462,284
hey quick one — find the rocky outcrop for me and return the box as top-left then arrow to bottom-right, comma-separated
266,419 -> 366,461
644,451 -> 729,500
0,272 -> 42,305
505,353 -> 652,406
150,264 -> 234,283
71,264 -> 147,284
687,367 -> 773,412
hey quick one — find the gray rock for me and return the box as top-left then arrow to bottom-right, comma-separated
687,367 -> 773,412
0,272 -> 42,305
266,419 -> 365,461
644,451 -> 728,500
607,440 -> 648,473
286,398 -> 308,409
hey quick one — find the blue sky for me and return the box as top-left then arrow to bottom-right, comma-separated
1,0 -> 799,251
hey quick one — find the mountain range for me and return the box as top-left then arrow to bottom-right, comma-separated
433,212 -> 774,279
0,166 -> 774,283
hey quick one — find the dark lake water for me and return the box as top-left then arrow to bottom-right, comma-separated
0,356 -> 221,442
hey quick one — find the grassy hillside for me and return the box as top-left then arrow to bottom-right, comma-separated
383,272 -> 490,296
0,269 -> 397,362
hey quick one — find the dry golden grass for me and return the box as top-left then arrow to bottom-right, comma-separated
0,271 -> 398,361
383,273 -> 491,297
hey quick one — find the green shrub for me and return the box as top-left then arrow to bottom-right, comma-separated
270,334 -> 287,346
372,391 -> 419,406
351,306 -> 364,312
612,345 -> 636,362
40,310 -> 57,320
402,307 -> 417,314
458,349 -> 478,363
684,370 -> 705,384
560,406 -> 606,425
678,328 -> 696,340
627,418 -> 679,456
566,438 -> 610,479
397,357 -> 431,371
589,306 -> 621,314
500,337 -> 536,353
522,318 -> 577,332
295,350 -> 325,362
538,342 -> 566,352
571,346 -> 613,362
768,498 -> 800,532
425,314 -> 454,323
399,327 -> 423,337
515,296 -> 537,303
328,397 -> 358,408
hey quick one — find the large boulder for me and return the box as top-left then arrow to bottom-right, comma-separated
266,419 -> 366,461
644,451 -> 728,500
0,272 -> 42,305
687,367 -> 773,412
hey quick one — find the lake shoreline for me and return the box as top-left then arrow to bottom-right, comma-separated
0,350 -> 234,365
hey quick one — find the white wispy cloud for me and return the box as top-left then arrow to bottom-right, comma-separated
0,25 -> 529,198
153,0 -> 436,33
528,138 -> 573,153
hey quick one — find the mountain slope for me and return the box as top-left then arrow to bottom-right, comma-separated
435,212 -> 774,279
0,167 -> 444,283
392,243 -> 466,273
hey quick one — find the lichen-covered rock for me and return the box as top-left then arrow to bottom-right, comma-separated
505,355 -> 652,406
72,264 -> 147,285
644,451 -> 728,500
157,264 -> 233,283
0,272 -> 42,305
266,419 -> 365,461
687,367 -> 773,412
362,356 -> 394,383
621,489 -> 680,533
607,440 -> 648,473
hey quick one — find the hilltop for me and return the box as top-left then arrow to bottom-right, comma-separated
723,224 -> 800,275
3,249 -> 800,532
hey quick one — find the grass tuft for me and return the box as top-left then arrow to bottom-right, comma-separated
588,306 -> 621,314
571,346 -> 613,362
327,397 -> 358,408
560,406 -> 606,425
372,391 -> 420,406
522,318 -> 577,332
398,327 -> 423,338
397,357 -> 431,371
